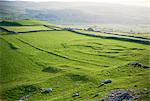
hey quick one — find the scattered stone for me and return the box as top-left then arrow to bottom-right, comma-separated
98,83 -> 105,87
100,89 -> 143,101
87,27 -> 94,31
103,80 -> 112,84
72,92 -> 80,97
93,93 -> 99,97
143,65 -> 150,68
45,88 -> 52,93
115,92 -> 132,100
19,94 -> 31,101
128,61 -> 150,68
41,88 -> 53,93
108,90 -> 133,101
99,80 -> 112,87
134,85 -> 137,87
144,88 -> 148,91
128,61 -> 143,67
140,92 -> 145,94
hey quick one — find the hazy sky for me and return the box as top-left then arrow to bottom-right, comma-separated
4,0 -> 150,7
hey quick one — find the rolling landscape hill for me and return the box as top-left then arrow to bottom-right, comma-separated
0,1 -> 150,25
1,1 -> 150,34
0,19 -> 150,101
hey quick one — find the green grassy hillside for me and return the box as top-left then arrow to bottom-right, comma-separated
0,20 -> 149,101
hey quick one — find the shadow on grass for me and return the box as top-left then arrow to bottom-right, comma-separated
4,85 -> 40,101
42,66 -> 62,73
66,73 -> 90,82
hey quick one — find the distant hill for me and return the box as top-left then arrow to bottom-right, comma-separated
0,1 -> 150,25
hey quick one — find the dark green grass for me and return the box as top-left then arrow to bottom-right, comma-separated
0,29 -> 9,35
42,66 -> 62,73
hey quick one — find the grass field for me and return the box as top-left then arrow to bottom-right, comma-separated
0,20 -> 54,26
0,26 -> 54,33
0,20 -> 149,101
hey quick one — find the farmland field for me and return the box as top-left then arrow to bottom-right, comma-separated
0,26 -> 53,33
0,20 -> 150,101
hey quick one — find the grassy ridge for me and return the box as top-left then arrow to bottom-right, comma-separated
0,26 -> 53,33
0,20 -> 149,101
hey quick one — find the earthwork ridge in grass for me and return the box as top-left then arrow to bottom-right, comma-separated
74,50 -> 124,60
16,38 -> 102,66
0,37 -> 20,50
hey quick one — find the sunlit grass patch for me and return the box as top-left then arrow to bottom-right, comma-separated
1,26 -> 53,33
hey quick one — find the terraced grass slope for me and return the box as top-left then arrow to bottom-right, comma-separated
0,20 -> 149,101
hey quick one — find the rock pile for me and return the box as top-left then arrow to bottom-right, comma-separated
128,61 -> 150,68
100,89 -> 149,101
108,90 -> 133,101
72,92 -> 80,97
103,80 -> 112,84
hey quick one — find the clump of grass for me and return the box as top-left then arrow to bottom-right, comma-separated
4,85 -> 40,100
105,51 -> 120,53
67,73 -> 90,82
0,21 -> 21,26
110,48 -> 124,51
42,66 -> 62,73
129,48 -> 144,50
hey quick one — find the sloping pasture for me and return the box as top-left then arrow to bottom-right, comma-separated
0,20 -> 149,101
